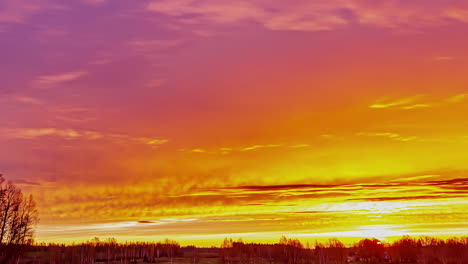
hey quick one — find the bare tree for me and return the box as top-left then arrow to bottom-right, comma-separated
0,174 -> 39,263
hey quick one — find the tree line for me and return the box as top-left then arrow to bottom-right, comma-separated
220,236 -> 468,264
31,238 -> 183,264
7,235 -> 468,264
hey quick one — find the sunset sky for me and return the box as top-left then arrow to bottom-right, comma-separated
1,0 -> 468,246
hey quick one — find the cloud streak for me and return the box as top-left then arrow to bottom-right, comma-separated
0,0 -> 49,23
0,127 -> 168,146
369,94 -> 468,110
146,0 -> 468,32
357,132 -> 419,142
34,71 -> 87,86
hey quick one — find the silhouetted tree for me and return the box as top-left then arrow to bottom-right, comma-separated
357,238 -> 385,263
221,238 -> 234,264
0,174 -> 39,264
327,238 -> 346,264
279,236 -> 304,264
163,238 -> 181,264
393,236 -> 419,263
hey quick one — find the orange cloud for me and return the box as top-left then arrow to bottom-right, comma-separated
0,128 -> 169,146
369,96 -> 422,109
447,93 -> 468,103
241,144 -> 282,151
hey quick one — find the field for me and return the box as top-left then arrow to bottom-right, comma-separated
19,251 -> 223,264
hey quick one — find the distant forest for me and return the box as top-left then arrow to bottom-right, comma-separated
2,235 -> 467,264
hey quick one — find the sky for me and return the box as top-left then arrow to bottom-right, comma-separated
1,0 -> 468,246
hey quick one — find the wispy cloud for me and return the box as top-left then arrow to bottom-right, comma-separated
0,127 -> 169,146
147,139 -> 169,145
219,147 -> 232,152
146,0 -> 468,32
241,144 -> 282,151
401,104 -> 431,110
195,176 -> 468,206
357,132 -> 419,142
0,128 -> 84,140
34,71 -> 87,86
179,143 -> 311,155
369,94 -> 468,110
146,79 -> 166,88
446,94 -> 468,103
390,175 -> 440,183
369,96 -> 421,109
190,148 -> 207,153
82,0 -> 107,5
4,0 -> 468,34
147,0 -> 350,32
289,144 -> 310,148
13,179 -> 42,186
433,56 -> 455,62
130,39 -> 186,49
0,0 -> 48,24
179,148 -> 208,153
348,195 -> 463,202
12,96 -> 45,105
147,1 -> 264,24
